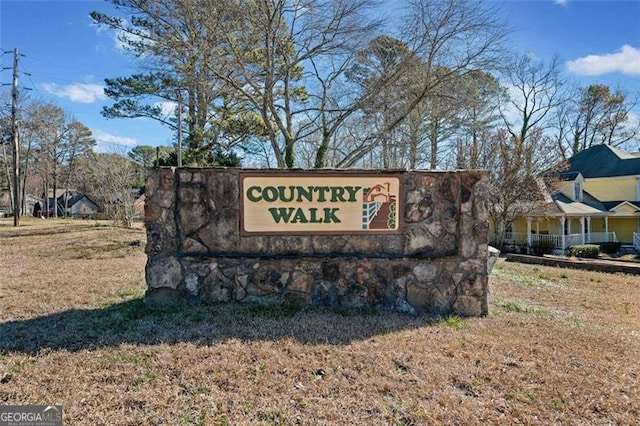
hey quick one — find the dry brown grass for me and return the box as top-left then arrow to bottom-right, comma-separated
1,217 -> 639,425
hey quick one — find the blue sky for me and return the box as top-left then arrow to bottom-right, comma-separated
1,0 -> 639,153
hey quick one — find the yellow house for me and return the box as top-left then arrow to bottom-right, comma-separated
497,145 -> 640,253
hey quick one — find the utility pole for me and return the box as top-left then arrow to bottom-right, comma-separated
10,48 -> 20,227
175,90 -> 183,167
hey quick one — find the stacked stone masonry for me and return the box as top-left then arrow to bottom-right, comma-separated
145,168 -> 490,316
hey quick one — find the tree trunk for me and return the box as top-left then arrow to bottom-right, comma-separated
470,131 -> 478,169
52,160 -> 58,218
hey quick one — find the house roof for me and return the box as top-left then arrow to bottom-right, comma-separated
532,146 -> 640,219
558,171 -> 581,181
566,145 -> 640,178
63,193 -> 99,209
552,192 -> 607,216
55,191 -> 99,209
579,190 -> 608,211
602,200 -> 640,212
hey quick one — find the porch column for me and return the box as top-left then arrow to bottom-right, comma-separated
586,216 -> 592,243
605,216 -> 610,241
527,218 -> 532,248
560,216 -> 566,249
580,216 -> 585,244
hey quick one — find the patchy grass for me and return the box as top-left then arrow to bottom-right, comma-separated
438,315 -> 466,329
1,217 -> 639,424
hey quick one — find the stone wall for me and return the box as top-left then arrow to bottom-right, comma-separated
144,168 -> 490,316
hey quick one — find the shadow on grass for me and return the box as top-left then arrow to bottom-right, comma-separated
0,298 -> 440,354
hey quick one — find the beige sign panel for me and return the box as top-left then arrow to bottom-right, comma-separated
241,173 -> 402,235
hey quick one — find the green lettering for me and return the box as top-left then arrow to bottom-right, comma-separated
278,186 -> 295,202
330,186 -> 346,202
291,208 -> 309,223
314,186 -> 330,202
308,208 -> 322,223
247,186 -> 262,202
296,186 -> 313,202
344,186 -> 361,202
262,186 -> 278,202
323,207 -> 341,223
268,207 -> 295,223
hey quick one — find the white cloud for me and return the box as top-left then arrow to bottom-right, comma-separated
91,129 -> 138,150
154,101 -> 178,117
553,0 -> 568,7
93,18 -> 150,52
111,28 -> 128,51
566,45 -> 640,77
41,83 -> 107,103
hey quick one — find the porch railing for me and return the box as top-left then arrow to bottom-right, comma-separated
587,232 -> 618,244
530,233 -> 562,248
492,231 -> 617,250
501,232 -> 528,245
634,232 -> 640,251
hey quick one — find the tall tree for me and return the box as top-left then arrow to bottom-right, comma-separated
31,104 -> 68,217
334,0 -> 509,168
343,35 -> 422,168
1,95 -> 17,210
500,54 -> 564,141
455,70 -> 506,169
500,53 -> 565,172
93,0 -> 379,168
92,0 -> 252,165
570,84 -> 639,155
394,0 -> 507,132
61,121 -> 96,216
19,99 -> 52,215
206,0 -> 379,168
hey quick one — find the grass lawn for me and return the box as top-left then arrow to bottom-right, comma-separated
1,217 -> 639,425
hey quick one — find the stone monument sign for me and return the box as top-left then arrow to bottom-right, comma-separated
144,168 -> 490,316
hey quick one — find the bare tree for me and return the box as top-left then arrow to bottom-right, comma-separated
500,54 -> 565,142
341,35 -> 423,168
571,84 -> 639,154
31,104 -> 70,217
397,0 -> 507,126
485,129 -> 559,248
1,93 -> 17,211
75,152 -> 138,227
499,53 -> 566,174
333,0 -> 509,168
61,121 -> 96,217
203,0 -> 380,168
455,70 -> 506,169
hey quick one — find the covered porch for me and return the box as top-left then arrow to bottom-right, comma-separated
494,214 -> 617,253
498,216 -> 640,254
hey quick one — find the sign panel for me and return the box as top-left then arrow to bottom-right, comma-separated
240,173 -> 402,235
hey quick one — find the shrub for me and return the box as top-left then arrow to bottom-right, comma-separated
496,242 -> 518,254
568,244 -> 600,259
599,242 -> 621,254
531,240 -> 556,256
